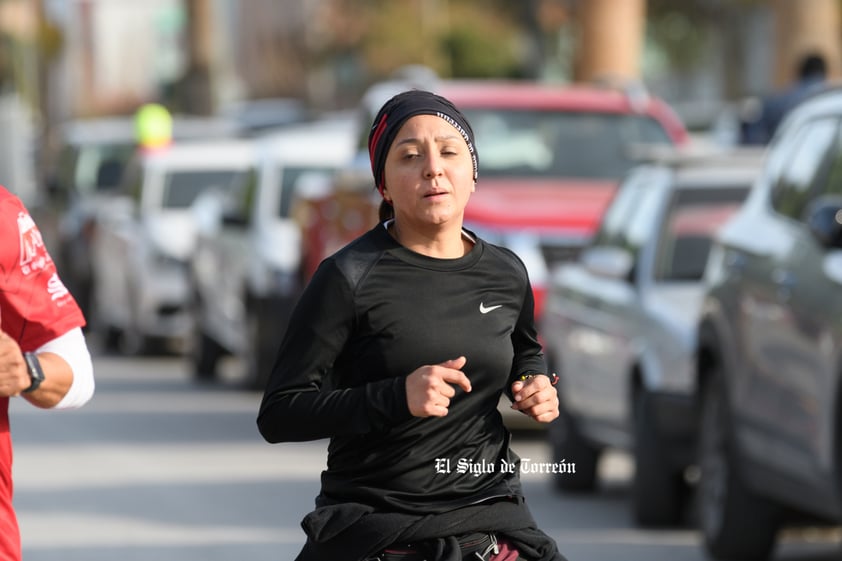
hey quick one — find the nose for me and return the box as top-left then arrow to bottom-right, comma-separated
423,152 -> 443,179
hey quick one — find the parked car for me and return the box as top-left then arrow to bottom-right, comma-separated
189,115 -> 356,389
91,138 -> 256,354
541,148 -> 760,526
39,117 -> 139,319
695,85 -> 842,560
300,77 -> 690,317
40,114 -> 240,322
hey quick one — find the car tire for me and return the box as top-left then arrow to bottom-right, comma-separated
117,325 -> 146,356
698,373 -> 780,560
548,402 -> 600,492
243,300 -> 280,391
119,278 -> 148,356
191,330 -> 222,382
631,389 -> 685,527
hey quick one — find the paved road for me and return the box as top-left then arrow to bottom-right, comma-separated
9,354 -> 842,560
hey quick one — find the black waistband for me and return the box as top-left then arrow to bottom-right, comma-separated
370,532 -> 499,561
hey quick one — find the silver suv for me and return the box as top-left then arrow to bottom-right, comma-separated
696,85 -> 842,559
541,148 -> 758,527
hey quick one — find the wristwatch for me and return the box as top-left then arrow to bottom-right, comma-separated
22,352 -> 45,393
518,372 -> 560,386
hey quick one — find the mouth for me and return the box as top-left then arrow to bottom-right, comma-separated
424,190 -> 449,199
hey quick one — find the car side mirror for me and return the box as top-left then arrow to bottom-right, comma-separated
805,195 -> 842,249
580,245 -> 634,281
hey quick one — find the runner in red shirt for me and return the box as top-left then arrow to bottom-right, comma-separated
0,185 -> 95,560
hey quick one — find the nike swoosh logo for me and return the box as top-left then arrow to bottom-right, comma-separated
479,303 -> 503,314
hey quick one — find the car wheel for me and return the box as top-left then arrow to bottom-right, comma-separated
191,329 -> 222,382
102,325 -> 122,354
631,389 -> 685,527
548,401 -> 600,492
119,278 -> 147,356
698,373 -> 780,560
117,325 -> 146,356
243,301 -> 278,391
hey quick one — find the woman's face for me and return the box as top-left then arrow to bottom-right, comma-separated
382,114 -> 475,230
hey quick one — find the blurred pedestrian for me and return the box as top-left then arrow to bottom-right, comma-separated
741,51 -> 828,144
258,89 -> 565,561
0,185 -> 95,559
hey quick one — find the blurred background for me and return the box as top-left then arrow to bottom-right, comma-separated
4,2 -> 842,561
0,0 -> 839,203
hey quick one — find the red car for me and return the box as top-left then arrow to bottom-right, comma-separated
299,79 -> 689,319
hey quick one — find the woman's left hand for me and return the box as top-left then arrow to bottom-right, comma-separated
510,375 -> 559,423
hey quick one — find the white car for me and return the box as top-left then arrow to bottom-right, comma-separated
540,148 -> 760,526
91,138 -> 257,354
189,115 -> 356,388
42,114 -> 242,323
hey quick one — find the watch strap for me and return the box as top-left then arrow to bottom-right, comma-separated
22,352 -> 45,393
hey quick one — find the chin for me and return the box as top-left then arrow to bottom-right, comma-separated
425,212 -> 459,226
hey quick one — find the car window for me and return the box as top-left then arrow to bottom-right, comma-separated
118,157 -> 144,205
75,143 -> 135,194
620,181 -> 663,255
810,122 -> 842,200
278,166 -> 336,217
53,146 -> 80,193
161,170 -> 251,209
769,117 -> 837,220
225,168 -> 258,225
463,109 -> 673,180
590,170 -> 650,247
590,168 -> 663,264
654,186 -> 749,281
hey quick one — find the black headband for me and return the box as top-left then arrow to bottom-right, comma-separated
367,89 -> 478,196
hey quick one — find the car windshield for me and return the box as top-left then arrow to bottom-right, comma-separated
654,186 -> 749,281
462,109 -> 673,180
162,170 -> 250,209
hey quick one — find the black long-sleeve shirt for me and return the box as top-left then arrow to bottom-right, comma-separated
257,223 -> 546,513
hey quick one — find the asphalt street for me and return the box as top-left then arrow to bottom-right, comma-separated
8,353 -> 842,561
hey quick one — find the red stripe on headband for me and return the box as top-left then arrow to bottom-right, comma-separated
368,113 -> 389,196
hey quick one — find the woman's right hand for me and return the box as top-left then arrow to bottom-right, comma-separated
405,356 -> 471,417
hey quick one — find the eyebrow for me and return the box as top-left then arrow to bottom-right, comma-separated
394,134 -> 462,147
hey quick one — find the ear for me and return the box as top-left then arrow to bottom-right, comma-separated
471,181 -> 476,193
